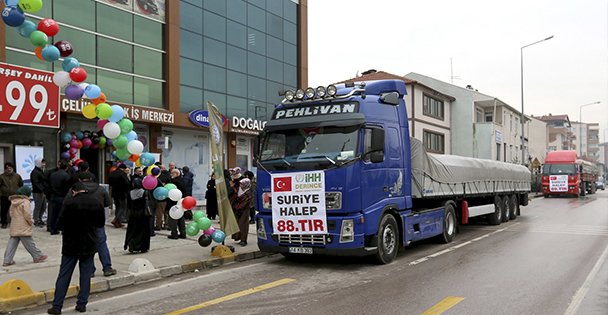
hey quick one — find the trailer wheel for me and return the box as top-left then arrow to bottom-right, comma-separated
487,196 -> 503,225
439,203 -> 456,243
501,196 -> 510,223
509,195 -> 518,220
374,214 -> 399,264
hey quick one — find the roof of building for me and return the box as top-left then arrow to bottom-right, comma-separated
536,114 -> 570,121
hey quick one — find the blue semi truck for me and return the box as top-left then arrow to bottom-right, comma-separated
255,80 -> 530,264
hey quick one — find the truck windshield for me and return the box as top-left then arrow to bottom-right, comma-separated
542,164 -> 577,175
259,126 -> 359,170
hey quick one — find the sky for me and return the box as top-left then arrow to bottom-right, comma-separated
307,0 -> 608,141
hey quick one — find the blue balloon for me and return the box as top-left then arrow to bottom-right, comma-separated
18,20 -> 36,37
111,151 -> 117,159
125,130 -> 137,142
108,105 -> 124,123
153,187 -> 168,200
62,57 -> 80,72
75,131 -> 84,140
5,0 -> 19,6
41,45 -> 60,62
211,230 -> 226,243
84,84 -> 101,99
2,6 -> 24,27
61,132 -> 72,143
139,152 -> 155,167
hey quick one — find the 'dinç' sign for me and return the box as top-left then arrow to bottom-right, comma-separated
271,171 -> 327,234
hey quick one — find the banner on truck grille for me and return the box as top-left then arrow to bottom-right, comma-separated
271,171 -> 327,235
549,175 -> 568,192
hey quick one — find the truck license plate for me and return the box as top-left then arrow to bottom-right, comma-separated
288,247 -> 313,254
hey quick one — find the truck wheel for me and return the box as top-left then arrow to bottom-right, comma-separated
501,196 -> 510,223
375,214 -> 399,264
439,203 -> 456,243
509,195 -> 518,220
487,196 -> 503,225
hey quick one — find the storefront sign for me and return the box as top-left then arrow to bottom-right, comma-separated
61,97 -> 174,124
188,109 -> 227,128
230,115 -> 266,135
0,63 -> 60,128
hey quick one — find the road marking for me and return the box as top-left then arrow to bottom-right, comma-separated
421,296 -> 465,315
165,278 -> 296,315
564,241 -> 608,315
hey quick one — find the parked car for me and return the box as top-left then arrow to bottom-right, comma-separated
596,176 -> 605,190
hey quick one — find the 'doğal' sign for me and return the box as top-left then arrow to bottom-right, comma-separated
189,109 -> 227,128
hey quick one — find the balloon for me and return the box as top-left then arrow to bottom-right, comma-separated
164,183 -> 177,191
153,187 -> 168,200
62,57 -> 79,72
82,104 -> 96,119
76,140 -> 83,149
139,152 -> 155,166
146,165 -> 159,176
52,71 -> 71,87
18,20 -> 36,37
211,230 -> 226,243
196,217 -> 211,231
75,131 -> 84,140
37,18 -> 59,36
186,222 -> 200,237
69,147 -> 78,155
168,188 -> 182,202
117,119 -> 133,134
113,135 -> 128,149
92,92 -> 106,105
83,84 -> 101,99
203,226 -> 216,236
169,205 -> 184,220
116,148 -> 131,161
193,210 -> 204,220
1,6 -> 24,27
142,175 -> 158,190
60,151 -> 70,160
96,103 -> 112,120
198,234 -> 212,247
69,67 -> 87,83
151,167 -> 161,176
54,40 -> 73,57
125,130 -> 137,142
98,136 -> 106,146
108,105 -> 124,122
97,119 -> 109,130
182,197 -> 197,210
29,30 -> 47,47
61,132 -> 72,143
5,0 -> 20,5
127,140 -> 144,154
82,138 -> 92,148
18,0 -> 43,13
129,154 -> 139,162
65,84 -> 84,100
32,46 -> 44,61
103,122 -> 121,139
41,45 -> 60,62
69,139 -> 78,148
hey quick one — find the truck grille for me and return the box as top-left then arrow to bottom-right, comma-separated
277,234 -> 327,245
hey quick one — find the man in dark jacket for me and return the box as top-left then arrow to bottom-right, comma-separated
181,166 -> 194,197
30,159 -> 47,227
47,182 -> 105,315
108,164 -> 131,228
48,160 -> 71,235
166,169 -> 186,239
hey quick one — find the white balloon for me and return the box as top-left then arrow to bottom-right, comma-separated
168,188 -> 182,202
127,140 -> 144,154
169,205 -> 184,220
78,82 -> 89,91
103,122 -> 121,139
52,71 -> 71,87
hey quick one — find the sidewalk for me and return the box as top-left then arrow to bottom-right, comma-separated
0,218 -> 265,313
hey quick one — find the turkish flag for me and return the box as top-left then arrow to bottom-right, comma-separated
274,177 -> 292,192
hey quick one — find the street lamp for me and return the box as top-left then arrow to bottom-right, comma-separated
520,35 -> 554,165
579,101 -> 601,157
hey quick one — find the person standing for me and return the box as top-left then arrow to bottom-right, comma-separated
230,178 -> 253,246
30,159 -> 48,227
47,182 -> 105,315
2,186 -> 47,266
244,171 -> 257,224
0,162 -> 24,228
166,169 -> 186,239
205,173 -> 218,220
132,167 -> 143,182
181,166 -> 194,197
48,161 -> 71,235
124,177 -> 151,253
108,164 -> 130,228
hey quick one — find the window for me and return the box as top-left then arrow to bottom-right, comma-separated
134,47 -> 163,79
423,95 -> 444,120
97,4 -> 132,41
476,108 -> 483,123
97,70 -> 133,104
97,38 -> 132,72
423,130 -> 445,153
134,16 -> 163,50
484,111 -> 493,122
134,78 -> 163,108
180,85 -> 203,113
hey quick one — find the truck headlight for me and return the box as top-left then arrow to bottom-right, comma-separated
285,90 -> 294,101
340,219 -> 354,243
316,86 -> 326,97
295,89 -> 305,100
305,87 -> 315,99
325,192 -> 342,210
327,85 -> 337,96
257,218 -> 267,240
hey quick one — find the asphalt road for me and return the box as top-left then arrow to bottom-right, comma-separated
22,191 -> 608,315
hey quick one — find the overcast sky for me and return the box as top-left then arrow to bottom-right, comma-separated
307,0 -> 608,141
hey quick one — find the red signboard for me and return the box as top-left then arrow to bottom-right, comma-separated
0,63 -> 60,128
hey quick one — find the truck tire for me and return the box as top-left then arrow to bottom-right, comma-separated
501,196 -> 510,223
487,196 -> 503,225
438,203 -> 456,244
374,214 -> 399,264
509,195 -> 518,220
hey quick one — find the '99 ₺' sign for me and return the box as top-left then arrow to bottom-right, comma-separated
0,63 -> 60,128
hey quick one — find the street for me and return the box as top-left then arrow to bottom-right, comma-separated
22,192 -> 608,315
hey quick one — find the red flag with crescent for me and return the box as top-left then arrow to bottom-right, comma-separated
273,177 -> 292,192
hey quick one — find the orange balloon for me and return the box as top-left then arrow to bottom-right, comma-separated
92,92 -> 106,105
129,154 -> 140,162
34,47 -> 44,61
109,166 -> 117,173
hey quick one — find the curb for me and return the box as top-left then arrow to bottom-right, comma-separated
1,250 -> 272,313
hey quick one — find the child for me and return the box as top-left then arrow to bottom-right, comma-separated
3,186 -> 47,266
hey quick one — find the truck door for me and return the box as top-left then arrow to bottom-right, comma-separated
361,126 -> 389,219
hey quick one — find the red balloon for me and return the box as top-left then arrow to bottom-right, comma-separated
54,40 -> 73,57
69,67 -> 87,83
38,18 -> 60,37
182,196 -> 197,210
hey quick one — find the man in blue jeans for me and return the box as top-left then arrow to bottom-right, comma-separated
48,182 -> 105,314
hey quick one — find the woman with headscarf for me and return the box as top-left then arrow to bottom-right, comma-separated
205,173 -> 218,220
124,177 -> 151,253
229,178 -> 253,246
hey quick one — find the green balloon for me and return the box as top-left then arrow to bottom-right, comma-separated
98,136 -> 106,145
19,0 -> 43,13
164,183 -> 177,191
96,103 -> 112,120
116,148 -> 130,161
113,135 -> 128,149
186,222 -> 200,236
196,217 -> 212,231
193,210 -> 204,220
117,118 -> 133,134
29,31 -> 48,47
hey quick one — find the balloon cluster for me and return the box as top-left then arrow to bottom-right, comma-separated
60,130 -> 105,160
2,0 -> 153,166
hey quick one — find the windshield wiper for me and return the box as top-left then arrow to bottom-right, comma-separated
298,155 -> 337,165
